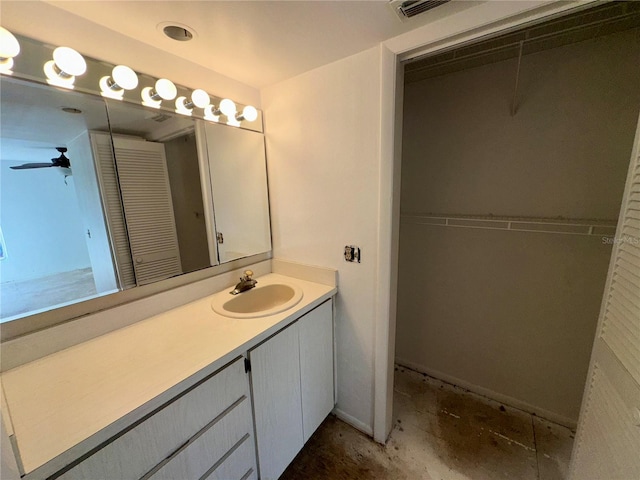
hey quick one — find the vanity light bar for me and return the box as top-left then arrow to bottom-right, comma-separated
0,30 -> 260,126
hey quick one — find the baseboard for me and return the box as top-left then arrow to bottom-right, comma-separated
332,408 -> 373,436
395,357 -> 578,430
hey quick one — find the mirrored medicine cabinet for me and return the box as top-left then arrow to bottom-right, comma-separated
0,37 -> 272,339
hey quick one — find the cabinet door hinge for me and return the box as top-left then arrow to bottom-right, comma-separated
244,357 -> 251,373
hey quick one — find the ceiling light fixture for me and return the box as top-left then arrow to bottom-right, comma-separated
44,46 -> 86,88
0,27 -> 20,74
236,105 -> 258,123
99,65 -> 138,99
141,78 -> 177,108
61,107 -> 82,114
162,25 -> 195,42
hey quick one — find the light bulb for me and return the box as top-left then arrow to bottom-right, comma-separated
112,65 -> 138,90
0,27 -> 20,72
44,46 -> 86,88
155,78 -> 177,100
237,105 -> 258,122
219,98 -> 236,117
52,47 -> 86,76
175,96 -> 193,116
100,65 -> 138,99
204,105 -> 220,122
191,89 -> 210,108
141,78 -> 177,107
44,60 -> 72,86
0,27 -> 20,58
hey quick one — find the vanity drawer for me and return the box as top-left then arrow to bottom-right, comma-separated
207,435 -> 257,480
145,396 -> 255,480
58,357 -> 249,480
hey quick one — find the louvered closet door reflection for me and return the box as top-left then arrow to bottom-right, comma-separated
112,137 -> 182,285
90,132 -> 136,289
569,115 -> 640,479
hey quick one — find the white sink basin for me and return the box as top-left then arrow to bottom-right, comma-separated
211,283 -> 303,318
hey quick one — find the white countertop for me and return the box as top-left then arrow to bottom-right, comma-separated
1,273 -> 336,477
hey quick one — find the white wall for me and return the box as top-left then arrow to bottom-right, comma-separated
261,46 -> 383,433
0,162 -> 91,283
396,30 -> 640,425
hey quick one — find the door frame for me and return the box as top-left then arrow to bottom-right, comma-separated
374,0 -> 600,443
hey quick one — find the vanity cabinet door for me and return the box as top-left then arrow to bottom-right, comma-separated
249,323 -> 304,480
299,300 -> 334,442
250,299 -> 334,480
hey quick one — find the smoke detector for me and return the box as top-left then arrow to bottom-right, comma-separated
389,0 -> 451,21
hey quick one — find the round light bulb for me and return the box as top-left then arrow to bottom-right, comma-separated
112,65 -> 138,90
1,57 -> 14,72
175,96 -> 193,115
155,78 -> 177,100
44,60 -> 75,86
52,46 -> 86,76
219,98 -> 236,117
242,105 -> 258,122
141,87 -> 160,107
204,105 -> 220,122
99,76 -> 124,98
0,27 -> 20,59
191,89 -> 210,108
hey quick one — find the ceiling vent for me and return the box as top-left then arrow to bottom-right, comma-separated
389,0 -> 451,21
149,113 -> 171,123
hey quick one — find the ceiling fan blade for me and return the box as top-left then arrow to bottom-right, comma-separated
9,163 -> 55,170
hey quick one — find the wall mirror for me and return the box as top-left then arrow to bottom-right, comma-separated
0,73 -> 271,328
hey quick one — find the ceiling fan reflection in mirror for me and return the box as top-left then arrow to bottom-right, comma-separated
10,147 -> 72,181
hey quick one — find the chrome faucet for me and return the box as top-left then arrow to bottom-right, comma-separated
230,270 -> 257,295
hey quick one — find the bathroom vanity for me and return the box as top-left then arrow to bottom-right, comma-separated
1,270 -> 337,480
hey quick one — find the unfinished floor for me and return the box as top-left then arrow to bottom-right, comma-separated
281,366 -> 574,480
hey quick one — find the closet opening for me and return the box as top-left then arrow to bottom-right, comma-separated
392,1 -> 640,477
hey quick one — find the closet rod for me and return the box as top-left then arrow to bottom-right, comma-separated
401,214 -> 618,237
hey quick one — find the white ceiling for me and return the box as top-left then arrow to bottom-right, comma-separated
0,0 -> 477,89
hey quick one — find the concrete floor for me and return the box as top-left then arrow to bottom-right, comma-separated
282,366 -> 574,480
